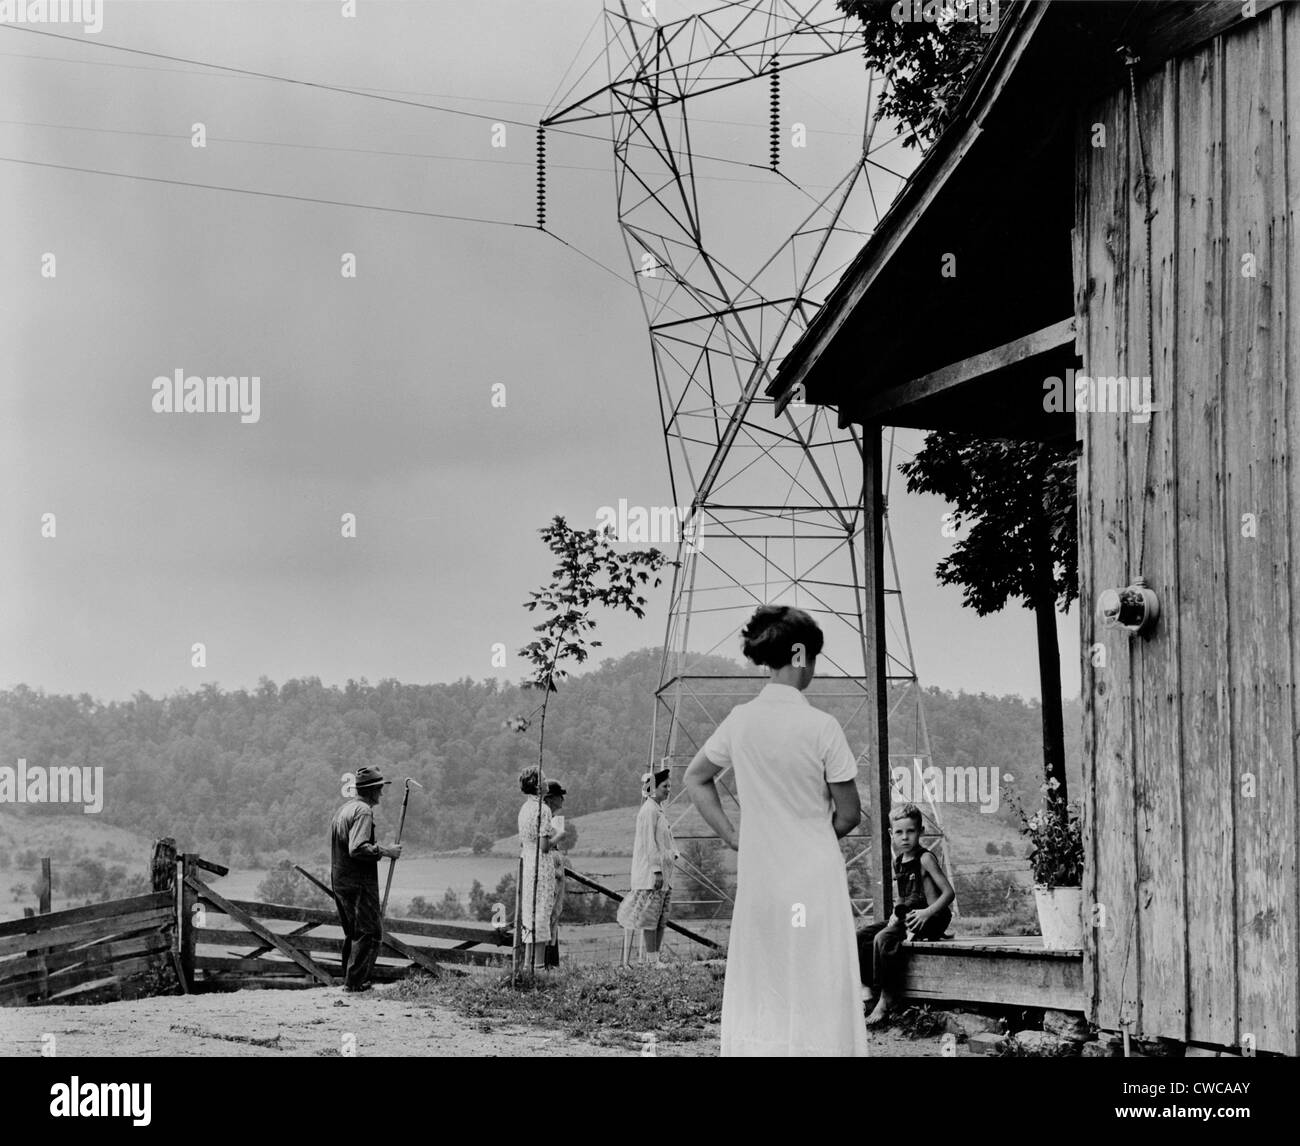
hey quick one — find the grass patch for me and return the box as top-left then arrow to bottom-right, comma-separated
390,962 -> 724,1043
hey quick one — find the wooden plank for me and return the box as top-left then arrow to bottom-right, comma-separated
218,899 -> 512,946
1136,0 -> 1290,75
0,907 -> 173,960
197,927 -> 443,973
190,855 -> 229,877
1223,8 -> 1297,1056
857,317 -> 1077,421
898,946 -> 1085,1012
179,856 -> 196,990
1286,0 -> 1300,1062
1,930 -> 169,984
379,931 -> 447,978
1073,103 -> 1100,1030
14,935 -> 168,997
0,954 -> 160,1007
196,927 -> 322,949
242,921 -> 316,961
195,956 -> 409,980
1082,72 -> 1138,1036
38,859 -> 51,915
1175,35 -> 1237,1049
186,877 -> 334,986
45,957 -> 157,1003
1129,58 -> 1190,1044
0,892 -> 171,940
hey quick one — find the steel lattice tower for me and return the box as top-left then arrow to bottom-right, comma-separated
544,0 -> 949,926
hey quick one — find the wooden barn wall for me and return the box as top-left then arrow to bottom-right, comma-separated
1074,6 -> 1299,1055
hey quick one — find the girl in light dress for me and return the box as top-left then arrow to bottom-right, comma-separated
617,767 -> 679,967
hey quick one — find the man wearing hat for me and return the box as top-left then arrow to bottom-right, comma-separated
330,765 -> 402,992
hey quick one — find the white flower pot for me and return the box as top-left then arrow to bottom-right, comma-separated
1034,886 -> 1083,950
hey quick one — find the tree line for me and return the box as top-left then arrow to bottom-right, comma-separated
0,649 -> 1080,871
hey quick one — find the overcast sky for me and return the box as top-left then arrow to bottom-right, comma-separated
0,0 -> 1079,704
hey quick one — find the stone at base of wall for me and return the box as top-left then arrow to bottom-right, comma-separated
1043,1008 -> 1090,1042
1081,1039 -> 1121,1057
967,1032 -> 1008,1055
941,1010 -> 1007,1038
1015,1029 -> 1069,1054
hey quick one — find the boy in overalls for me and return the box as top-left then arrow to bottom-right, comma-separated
866,802 -> 955,1026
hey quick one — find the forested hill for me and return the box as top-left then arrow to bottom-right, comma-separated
0,650 -> 1080,866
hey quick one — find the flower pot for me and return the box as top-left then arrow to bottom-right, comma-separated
1033,885 -> 1083,950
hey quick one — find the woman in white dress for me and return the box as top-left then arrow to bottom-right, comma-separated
684,604 -> 868,1056
517,766 -> 557,971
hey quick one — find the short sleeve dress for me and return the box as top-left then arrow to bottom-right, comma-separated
518,799 -> 555,944
704,681 -> 868,1056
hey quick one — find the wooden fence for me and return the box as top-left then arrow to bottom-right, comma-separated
0,843 -> 516,1005
183,861 -> 514,990
0,891 -> 176,1007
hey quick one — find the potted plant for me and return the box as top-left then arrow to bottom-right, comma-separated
1008,782 -> 1084,949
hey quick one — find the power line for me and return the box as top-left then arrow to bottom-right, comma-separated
0,117 -> 836,189
0,24 -> 539,129
0,46 -> 867,139
0,153 -> 530,228
0,29 -> 815,178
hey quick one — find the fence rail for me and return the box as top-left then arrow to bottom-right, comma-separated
0,889 -> 175,1007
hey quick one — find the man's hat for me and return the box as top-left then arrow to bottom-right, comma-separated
354,766 -> 391,791
545,779 -> 567,798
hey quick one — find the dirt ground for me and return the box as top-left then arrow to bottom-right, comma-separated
1,985 -> 944,1057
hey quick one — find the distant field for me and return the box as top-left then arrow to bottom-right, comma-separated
0,809 -> 156,919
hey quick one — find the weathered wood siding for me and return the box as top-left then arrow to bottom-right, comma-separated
1074,7 -> 1299,1055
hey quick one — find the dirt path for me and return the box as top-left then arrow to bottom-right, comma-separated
0,986 -> 712,1057
2,987 -> 946,1057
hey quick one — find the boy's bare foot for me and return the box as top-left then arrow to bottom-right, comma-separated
865,999 -> 892,1027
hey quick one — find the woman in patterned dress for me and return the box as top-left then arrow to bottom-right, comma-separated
517,766 -> 557,971
617,767 -> 678,967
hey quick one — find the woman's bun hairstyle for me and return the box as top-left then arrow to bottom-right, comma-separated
519,766 -> 540,796
740,605 -> 824,668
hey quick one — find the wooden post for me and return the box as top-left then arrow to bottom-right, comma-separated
33,862 -> 51,1001
511,856 -> 523,985
179,855 -> 197,991
38,858 -> 51,914
863,425 -> 893,923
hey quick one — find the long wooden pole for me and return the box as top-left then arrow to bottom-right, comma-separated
381,782 -> 413,918
864,424 -> 893,923
562,868 -> 722,950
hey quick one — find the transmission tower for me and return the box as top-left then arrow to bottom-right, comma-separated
544,1 -> 948,930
